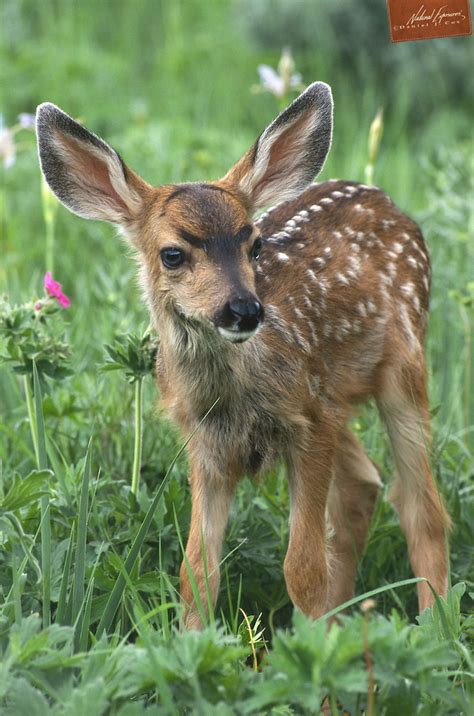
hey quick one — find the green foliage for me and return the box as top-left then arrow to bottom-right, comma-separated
0,589 -> 472,714
0,0 -> 473,712
0,470 -> 52,513
102,331 -> 158,384
0,297 -> 72,384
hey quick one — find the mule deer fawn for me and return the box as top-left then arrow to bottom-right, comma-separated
36,83 -> 449,628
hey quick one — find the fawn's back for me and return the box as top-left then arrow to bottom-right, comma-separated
256,179 -> 430,405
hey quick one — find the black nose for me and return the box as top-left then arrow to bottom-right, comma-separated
228,298 -> 263,322
219,296 -> 264,334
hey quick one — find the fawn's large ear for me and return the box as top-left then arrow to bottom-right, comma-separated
36,103 -> 152,225
224,82 -> 333,211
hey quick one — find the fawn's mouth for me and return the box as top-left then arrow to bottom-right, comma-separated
217,325 -> 261,343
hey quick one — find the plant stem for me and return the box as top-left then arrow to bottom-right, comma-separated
131,378 -> 144,496
365,162 -> 374,185
45,218 -> 55,274
23,374 -> 40,465
33,362 -> 51,628
41,177 -> 57,273
12,548 -> 22,625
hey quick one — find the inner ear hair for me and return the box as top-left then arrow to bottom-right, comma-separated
222,82 -> 333,212
36,103 -> 150,224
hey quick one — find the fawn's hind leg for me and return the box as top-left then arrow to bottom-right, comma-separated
377,363 -> 450,612
326,430 -> 381,612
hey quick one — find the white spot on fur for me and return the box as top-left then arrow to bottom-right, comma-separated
411,241 -> 428,262
308,319 -> 318,344
264,305 -> 293,343
320,197 -> 333,205
387,262 -> 397,278
277,252 -> 289,262
401,282 -> 415,297
332,230 -> 343,240
356,302 -> 367,318
407,256 -> 418,269
318,278 -> 330,294
348,255 -> 361,272
345,185 -> 358,195
336,272 -> 350,285
380,272 -> 392,286
291,325 -> 311,353
310,204 -> 322,212
307,269 -> 317,281
331,190 -> 344,198
314,257 -> 326,269
392,242 -> 404,254
399,304 -> 420,352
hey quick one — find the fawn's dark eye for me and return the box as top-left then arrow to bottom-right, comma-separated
160,247 -> 185,269
251,238 -> 262,261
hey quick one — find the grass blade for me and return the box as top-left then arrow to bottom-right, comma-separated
72,440 -> 92,622
32,361 -> 50,629
96,398 -> 219,638
318,577 -> 427,623
77,577 -> 94,652
56,523 -> 75,625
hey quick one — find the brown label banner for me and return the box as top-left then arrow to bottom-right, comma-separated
387,0 -> 472,42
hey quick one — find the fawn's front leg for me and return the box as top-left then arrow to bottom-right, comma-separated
284,430 -> 335,618
180,463 -> 236,629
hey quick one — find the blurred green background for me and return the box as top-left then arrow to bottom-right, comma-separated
1,0 -> 473,625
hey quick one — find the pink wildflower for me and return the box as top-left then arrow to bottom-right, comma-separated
44,271 -> 71,308
34,301 -> 43,312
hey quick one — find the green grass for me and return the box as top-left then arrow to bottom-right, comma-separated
0,0 -> 473,713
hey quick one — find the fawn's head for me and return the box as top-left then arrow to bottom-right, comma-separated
36,83 -> 332,342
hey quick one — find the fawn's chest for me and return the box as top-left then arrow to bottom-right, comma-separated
156,334 -> 298,475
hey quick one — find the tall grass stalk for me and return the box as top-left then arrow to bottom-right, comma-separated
32,362 -> 51,628
41,178 -> 58,273
23,374 -> 39,465
131,378 -> 144,496
365,107 -> 383,186
72,442 -> 91,622
11,548 -> 22,624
